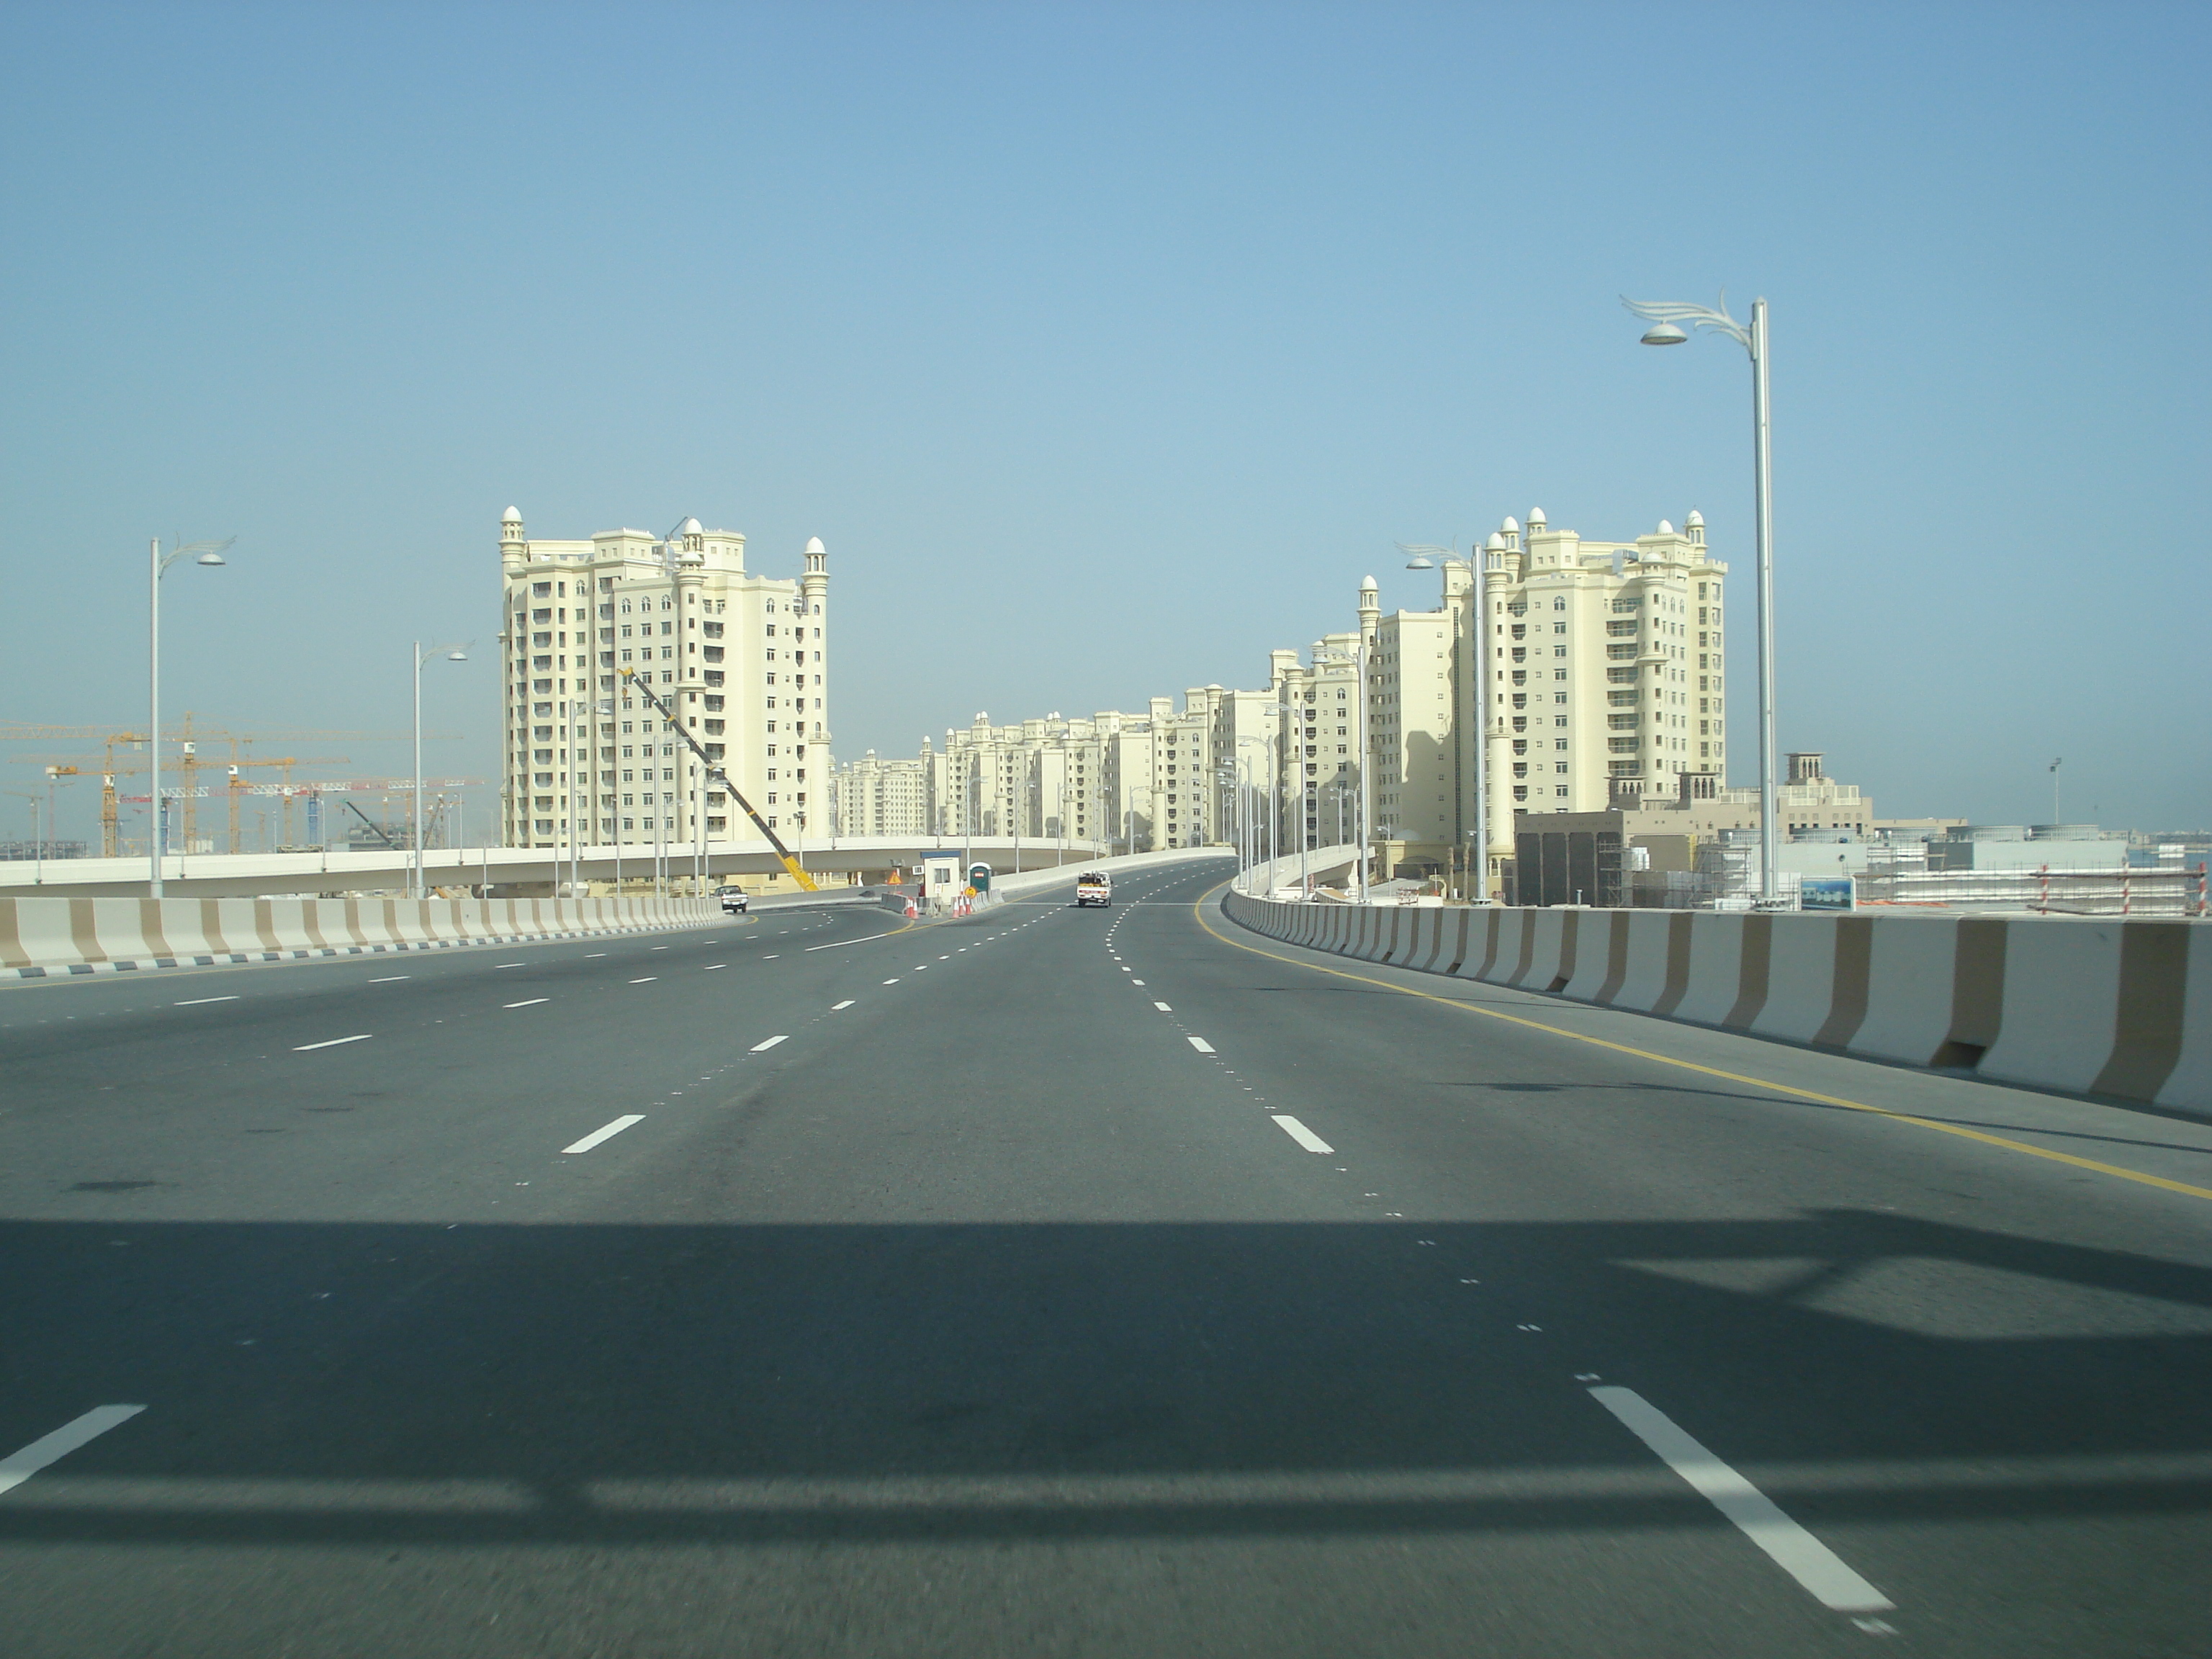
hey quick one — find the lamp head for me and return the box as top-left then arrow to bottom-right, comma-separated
195,551 -> 228,566
446,650 -> 468,662
1640,322 -> 1690,346
1404,554 -> 1434,570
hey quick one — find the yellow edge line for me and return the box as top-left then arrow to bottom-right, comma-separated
1192,884 -> 2212,1205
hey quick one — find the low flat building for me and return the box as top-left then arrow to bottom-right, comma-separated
1506,753 -> 1879,907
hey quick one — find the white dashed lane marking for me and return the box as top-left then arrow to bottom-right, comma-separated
0,1406 -> 146,1497
1153,1002 -> 1172,1012
750,1034 -> 789,1052
293,1035 -> 372,1051
174,996 -> 238,1006
1590,1388 -> 1895,1615
832,1000 -> 855,1010
561,1115 -> 645,1155
1265,1119 -> 1327,1159
629,978 -> 657,984
503,999 -> 549,1010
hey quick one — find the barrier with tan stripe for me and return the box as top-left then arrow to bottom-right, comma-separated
1220,891 -> 2211,1116
0,894 -> 724,980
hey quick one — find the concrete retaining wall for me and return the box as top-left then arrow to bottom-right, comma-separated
0,894 -> 720,979
1223,892 -> 2210,1117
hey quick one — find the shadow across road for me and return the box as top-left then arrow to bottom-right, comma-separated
4,1211 -> 2211,1552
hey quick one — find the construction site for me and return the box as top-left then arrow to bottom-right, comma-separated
0,716 -> 480,864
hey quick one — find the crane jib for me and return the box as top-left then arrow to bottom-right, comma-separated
620,670 -> 817,889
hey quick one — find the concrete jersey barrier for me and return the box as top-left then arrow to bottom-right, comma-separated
1221,891 -> 2211,1118
0,894 -> 723,980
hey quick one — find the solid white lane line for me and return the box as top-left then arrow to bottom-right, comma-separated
561,1115 -> 645,1155
1588,1387 -> 1894,1614
1187,1036 -> 1215,1053
750,1034 -> 788,1052
368,976 -> 409,984
174,996 -> 239,1006
804,932 -> 891,951
0,1406 -> 146,1497
293,1035 -> 372,1051
1272,1115 -> 1334,1154
504,999 -> 549,1009
831,999 -> 855,1010
1154,1002 -> 1172,1012
629,977 -> 657,984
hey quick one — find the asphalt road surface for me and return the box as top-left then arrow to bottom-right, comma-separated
4,855 -> 2211,1657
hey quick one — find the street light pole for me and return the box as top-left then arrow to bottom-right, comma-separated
413,641 -> 469,900
148,536 -> 231,896
1624,292 -> 1779,902
4,793 -> 39,886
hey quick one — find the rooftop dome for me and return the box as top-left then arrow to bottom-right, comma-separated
1686,508 -> 1704,526
1527,507 -> 1546,527
500,505 -> 522,523
1658,519 -> 1674,535
1359,574 -> 1379,591
677,516 -> 703,536
805,535 -> 825,555
1485,531 -> 1507,551
1501,516 -> 1520,533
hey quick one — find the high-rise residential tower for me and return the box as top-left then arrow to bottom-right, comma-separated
498,508 -> 830,853
1313,508 -> 1726,892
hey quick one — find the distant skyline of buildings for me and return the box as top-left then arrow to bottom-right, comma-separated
830,505 -> 1736,896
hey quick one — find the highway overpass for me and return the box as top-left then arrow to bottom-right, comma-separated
2,852 -> 2208,1656
0,834 -> 1118,899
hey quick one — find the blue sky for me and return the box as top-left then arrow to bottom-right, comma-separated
2,1 -> 2206,845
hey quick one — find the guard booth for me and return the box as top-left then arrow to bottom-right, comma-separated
922,853 -> 963,907
967,863 -> 993,894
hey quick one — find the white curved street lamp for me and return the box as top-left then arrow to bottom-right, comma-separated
413,641 -> 469,899
148,536 -> 232,896
1622,291 -> 1779,903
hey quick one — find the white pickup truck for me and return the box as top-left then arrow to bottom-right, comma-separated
1074,871 -> 1112,907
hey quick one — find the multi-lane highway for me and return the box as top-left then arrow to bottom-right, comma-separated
4,853 -> 2210,1656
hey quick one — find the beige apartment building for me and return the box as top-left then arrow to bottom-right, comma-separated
1492,507 -> 1727,817
916,689 -> 1234,854
1263,637 -> 1364,848
498,508 -> 830,851
831,747 -> 932,837
1267,507 -> 1726,891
